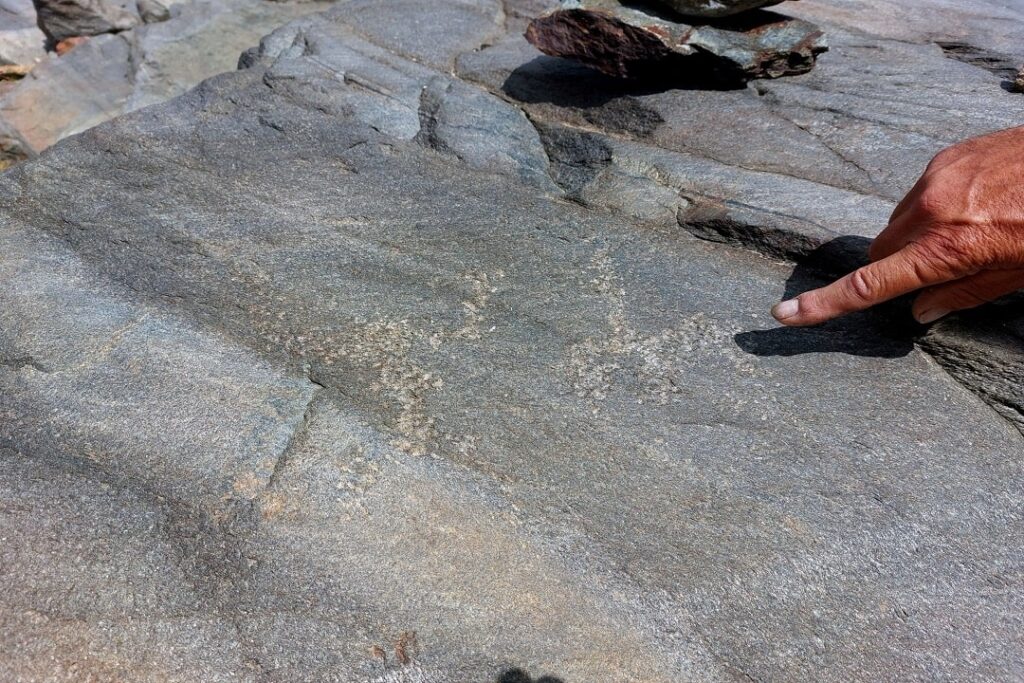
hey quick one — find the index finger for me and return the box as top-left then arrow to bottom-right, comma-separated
771,243 -> 965,326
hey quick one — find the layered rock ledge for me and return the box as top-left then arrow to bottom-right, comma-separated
1,1 -> 1023,681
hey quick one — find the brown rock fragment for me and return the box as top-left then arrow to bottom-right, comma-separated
55,35 -> 89,55
525,0 -> 827,82
0,64 -> 31,80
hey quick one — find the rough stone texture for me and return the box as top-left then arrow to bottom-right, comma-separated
525,1 -> 827,81
0,0 -> 332,155
0,115 -> 33,169
32,0 -> 143,42
0,0 -> 47,65
787,0 -> 1024,62
1,0 -> 1023,681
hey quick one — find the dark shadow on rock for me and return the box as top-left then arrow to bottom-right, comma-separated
502,55 -> 743,132
927,291 -> 1024,348
936,40 -> 1021,93
735,236 -> 921,358
497,668 -> 566,683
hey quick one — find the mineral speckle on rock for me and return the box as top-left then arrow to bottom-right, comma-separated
525,0 -> 827,81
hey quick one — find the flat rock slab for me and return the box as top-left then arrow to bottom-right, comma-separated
525,1 -> 827,81
0,0 -> 1023,681
657,0 -> 785,18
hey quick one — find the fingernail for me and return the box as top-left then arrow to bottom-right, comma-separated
915,308 -> 949,324
772,298 -> 800,321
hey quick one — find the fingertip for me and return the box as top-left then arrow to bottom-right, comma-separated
914,308 -> 949,324
771,298 -> 800,324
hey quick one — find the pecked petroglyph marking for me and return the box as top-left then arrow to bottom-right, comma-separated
451,269 -> 504,341
566,248 -> 763,405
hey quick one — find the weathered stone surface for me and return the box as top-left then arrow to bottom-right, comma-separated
33,0 -> 142,42
0,0 -> 47,66
525,1 -> 827,81
0,115 -> 33,168
787,0 -> 1024,62
1,1 -> 1024,681
0,32 -> 133,152
137,0 -> 170,22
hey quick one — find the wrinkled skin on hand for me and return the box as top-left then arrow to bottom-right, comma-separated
772,125 -> 1024,326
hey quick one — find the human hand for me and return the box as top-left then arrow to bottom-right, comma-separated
772,125 -> 1024,326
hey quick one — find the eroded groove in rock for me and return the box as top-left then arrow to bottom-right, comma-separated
532,119 -> 613,197
937,41 -> 1021,83
677,199 -> 821,261
920,314 -> 1024,438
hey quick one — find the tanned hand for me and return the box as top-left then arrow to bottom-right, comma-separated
772,125 -> 1024,326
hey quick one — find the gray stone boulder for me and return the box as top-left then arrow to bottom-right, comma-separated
32,0 -> 143,42
1,0 -> 1024,681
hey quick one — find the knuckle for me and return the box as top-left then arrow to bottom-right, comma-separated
913,188 -> 947,220
846,267 -> 879,303
926,148 -> 957,173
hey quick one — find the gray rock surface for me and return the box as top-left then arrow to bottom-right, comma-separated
0,0 -> 47,65
0,115 -> 33,169
1,0 -> 1023,681
525,1 -> 827,81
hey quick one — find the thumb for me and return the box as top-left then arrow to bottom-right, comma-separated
912,269 -> 1024,323
772,244 -> 962,326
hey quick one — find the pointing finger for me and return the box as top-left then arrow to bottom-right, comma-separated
772,243 -> 967,326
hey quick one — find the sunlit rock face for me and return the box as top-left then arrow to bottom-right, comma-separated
1,1 -> 1024,681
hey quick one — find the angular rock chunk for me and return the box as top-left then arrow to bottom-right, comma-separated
32,0 -> 141,42
136,0 -> 168,23
0,0 -> 47,66
526,0 -> 827,81
654,0 -> 785,18
0,116 -> 33,170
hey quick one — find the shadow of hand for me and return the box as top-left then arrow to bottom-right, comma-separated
735,236 -> 920,358
497,667 -> 566,683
